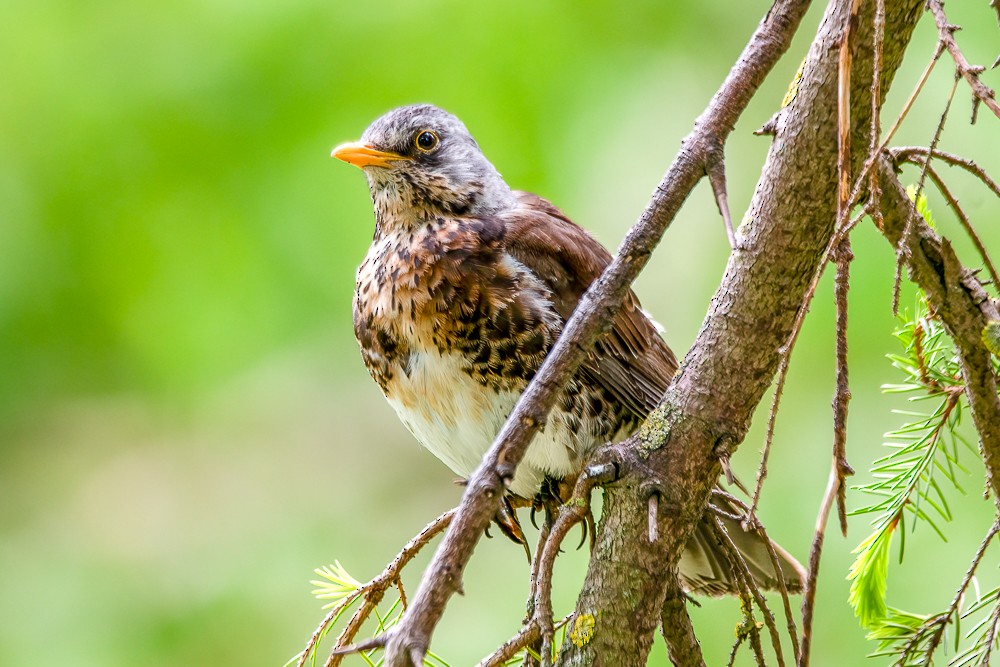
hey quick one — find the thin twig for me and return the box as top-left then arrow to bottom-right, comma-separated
708,151 -> 737,249
533,471 -> 605,666
926,0 -> 1000,122
921,162 -> 1000,289
661,572 -> 706,667
711,515 -> 786,667
868,0 -> 885,230
798,461 -> 840,667
477,616 -> 571,667
880,44 -> 945,148
832,238 -> 855,537
748,363 -> 788,518
981,597 -> 1000,667
894,151 -> 1000,289
716,522 -> 767,667
918,519 -> 1000,661
891,147 -> 1000,198
749,618 -> 767,667
892,73 -> 960,314
713,490 -> 801,662
527,511 -> 552,618
747,203 -> 868,522
727,635 -> 746,667
396,579 -> 408,612
298,591 -> 367,667
296,509 -> 455,667
832,0 -> 860,538
915,76 -> 960,203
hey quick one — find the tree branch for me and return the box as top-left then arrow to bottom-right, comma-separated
926,0 -> 1000,122
298,509 -> 455,667
660,573 -> 705,667
374,0 -> 816,663
890,146 -> 1000,198
558,1 -> 925,665
876,156 -> 1000,505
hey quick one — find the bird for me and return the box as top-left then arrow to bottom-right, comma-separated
332,104 -> 804,596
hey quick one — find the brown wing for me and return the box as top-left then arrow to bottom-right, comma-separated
500,191 -> 678,419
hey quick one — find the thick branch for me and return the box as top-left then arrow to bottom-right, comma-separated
377,0 -> 815,663
876,157 -> 1000,504
660,572 -> 705,667
558,1 -> 924,665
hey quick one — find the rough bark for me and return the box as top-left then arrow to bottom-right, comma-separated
378,1 -> 815,663
556,1 -> 924,665
876,158 -> 1000,505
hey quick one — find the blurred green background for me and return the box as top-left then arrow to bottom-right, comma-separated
2,0 -> 998,665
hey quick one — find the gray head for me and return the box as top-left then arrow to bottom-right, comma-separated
332,104 -> 516,226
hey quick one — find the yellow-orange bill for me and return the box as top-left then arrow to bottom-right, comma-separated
330,142 -> 407,169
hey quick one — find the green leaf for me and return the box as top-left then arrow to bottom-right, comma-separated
848,519 -> 897,628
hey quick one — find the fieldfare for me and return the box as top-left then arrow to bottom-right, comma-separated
332,104 -> 804,595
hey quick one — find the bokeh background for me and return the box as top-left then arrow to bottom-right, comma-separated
2,1 -> 998,665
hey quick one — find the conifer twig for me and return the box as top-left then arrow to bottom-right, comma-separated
298,509 -> 455,667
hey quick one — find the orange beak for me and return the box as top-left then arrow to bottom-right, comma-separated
330,141 -> 407,169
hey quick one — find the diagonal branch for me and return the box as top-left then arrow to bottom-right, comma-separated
374,0 -> 816,663
890,146 -> 1000,198
477,616 -> 572,667
920,161 -> 1000,290
297,509 -> 455,667
660,573 -> 705,667
876,156 -> 1000,506
560,1 -> 926,665
918,518 -> 1000,661
926,0 -> 1000,122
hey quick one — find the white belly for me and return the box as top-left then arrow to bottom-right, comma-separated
384,347 -> 581,498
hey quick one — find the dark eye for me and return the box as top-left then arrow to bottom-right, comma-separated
415,130 -> 439,152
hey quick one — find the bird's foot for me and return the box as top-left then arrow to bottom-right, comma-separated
493,495 -> 531,561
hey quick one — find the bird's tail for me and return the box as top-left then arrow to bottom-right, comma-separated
678,511 -> 806,597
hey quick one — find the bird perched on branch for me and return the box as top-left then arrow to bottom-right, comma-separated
332,104 -> 804,595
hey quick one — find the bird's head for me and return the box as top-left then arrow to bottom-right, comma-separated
332,105 -> 516,225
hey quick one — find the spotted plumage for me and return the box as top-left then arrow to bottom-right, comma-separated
333,104 -> 804,595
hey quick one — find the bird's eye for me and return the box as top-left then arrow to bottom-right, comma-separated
414,130 -> 439,152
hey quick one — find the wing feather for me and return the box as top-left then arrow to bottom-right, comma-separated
500,192 -> 678,418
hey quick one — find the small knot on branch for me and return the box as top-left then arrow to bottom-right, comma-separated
832,241 -> 855,264
706,146 -> 737,249
328,633 -> 389,659
640,480 -> 666,543
754,113 -> 780,136
582,461 -> 618,486
495,465 -> 516,487
715,435 -> 738,486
